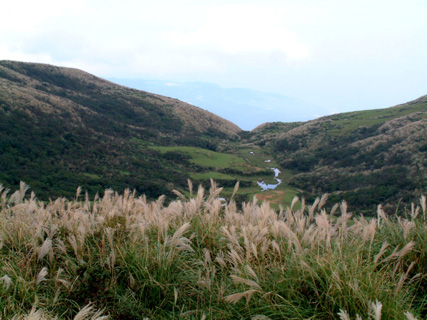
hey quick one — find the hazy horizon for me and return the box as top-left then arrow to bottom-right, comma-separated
2,0 -> 426,117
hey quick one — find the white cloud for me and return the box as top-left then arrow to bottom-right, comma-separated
0,0 -> 426,114
164,4 -> 310,62
0,45 -> 55,65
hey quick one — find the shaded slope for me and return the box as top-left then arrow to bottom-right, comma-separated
0,60 -> 241,199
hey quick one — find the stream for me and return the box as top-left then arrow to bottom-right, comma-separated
257,167 -> 282,191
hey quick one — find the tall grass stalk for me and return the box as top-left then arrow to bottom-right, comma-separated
0,182 -> 425,319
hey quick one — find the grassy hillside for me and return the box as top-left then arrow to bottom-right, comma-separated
0,61 -> 242,200
0,60 -> 425,212
266,98 -> 427,212
0,183 -> 425,319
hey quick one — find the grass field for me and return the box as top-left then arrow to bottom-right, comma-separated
151,146 -> 248,169
150,145 -> 300,208
326,101 -> 427,136
0,182 -> 425,319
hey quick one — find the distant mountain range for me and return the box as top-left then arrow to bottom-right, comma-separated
109,78 -> 327,131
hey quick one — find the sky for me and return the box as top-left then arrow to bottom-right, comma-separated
1,0 -> 426,116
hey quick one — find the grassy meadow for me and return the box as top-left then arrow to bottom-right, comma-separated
151,145 -> 300,209
0,182 -> 426,319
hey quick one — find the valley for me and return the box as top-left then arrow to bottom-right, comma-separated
150,144 -> 300,208
0,60 -> 426,319
0,60 -> 425,213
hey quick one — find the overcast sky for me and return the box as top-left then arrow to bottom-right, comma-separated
1,0 -> 426,114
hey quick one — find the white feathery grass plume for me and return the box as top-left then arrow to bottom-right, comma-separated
337,309 -> 351,320
420,195 -> 426,219
308,196 -> 320,222
15,305 -> 55,320
187,179 -> 193,198
129,272 -> 135,289
290,196 -> 299,211
172,189 -> 186,200
105,228 -> 115,248
404,311 -> 418,320
377,205 -> 388,227
55,239 -> 67,255
396,261 -> 416,296
397,241 -> 414,258
318,193 -> 328,211
225,289 -> 258,305
244,265 -> 259,282
68,235 -> 79,257
340,201 -> 348,216
1,186 -> 9,208
107,249 -> 116,270
330,202 -> 339,216
401,219 -> 415,241
271,240 -> 281,256
54,268 -> 71,290
38,238 -> 52,261
230,275 -> 262,290
299,196 -> 306,214
168,222 -> 194,253
374,241 -> 390,264
225,291 -> 248,304
203,248 -> 212,264
73,303 -> 109,320
196,184 -> 204,208
231,181 -> 240,200
215,255 -> 227,268
251,315 -> 273,320
8,181 -> 30,205
0,275 -> 12,290
174,287 -> 179,305
170,222 -> 191,245
37,267 -> 48,285
76,186 -> 82,200
362,219 -> 377,245
369,300 -> 382,320
207,181 -> 223,203
410,202 -> 420,220
19,181 -> 30,204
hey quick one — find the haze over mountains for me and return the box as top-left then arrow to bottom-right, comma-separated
109,78 -> 326,131
0,60 -> 426,211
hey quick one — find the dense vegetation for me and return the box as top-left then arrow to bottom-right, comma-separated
0,61 -> 241,200
1,60 -> 427,319
0,60 -> 426,212
263,100 -> 427,212
0,182 -> 426,319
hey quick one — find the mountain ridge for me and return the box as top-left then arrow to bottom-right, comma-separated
109,78 -> 324,131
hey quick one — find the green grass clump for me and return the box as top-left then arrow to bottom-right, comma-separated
0,182 -> 426,319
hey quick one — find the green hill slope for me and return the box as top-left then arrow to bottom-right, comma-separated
0,61 -> 242,199
266,98 -> 427,211
0,60 -> 425,211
